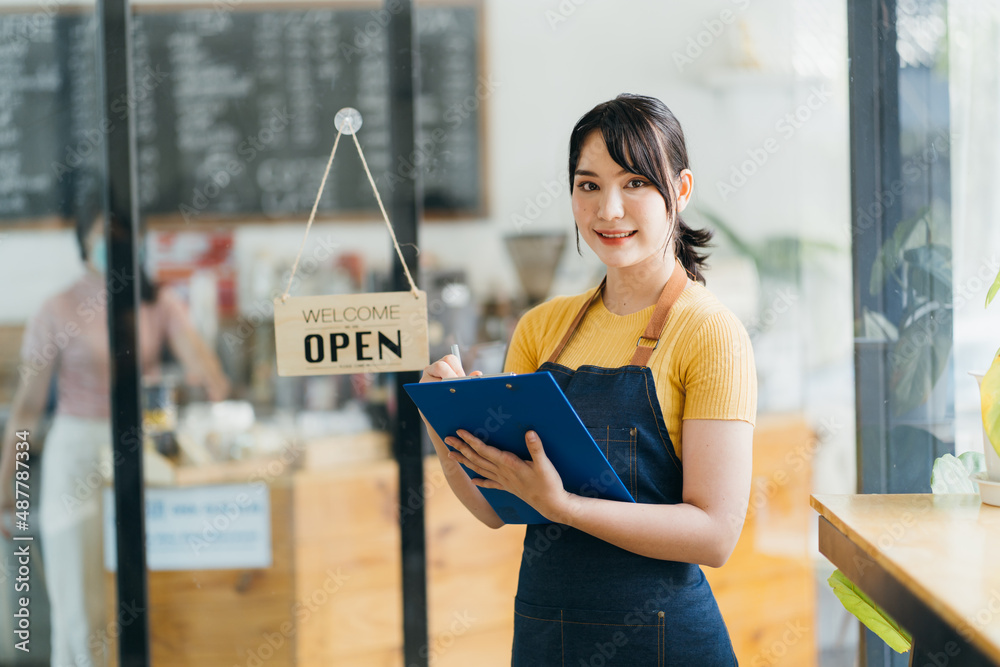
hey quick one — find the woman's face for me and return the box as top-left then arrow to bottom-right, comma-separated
571,130 -> 689,273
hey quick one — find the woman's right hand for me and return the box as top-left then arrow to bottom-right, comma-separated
416,354 -> 501,528
420,354 -> 481,383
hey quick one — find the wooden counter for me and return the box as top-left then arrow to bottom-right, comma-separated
293,457 -> 525,666
812,493 -> 1000,666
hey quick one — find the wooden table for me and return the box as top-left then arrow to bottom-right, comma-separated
812,494 -> 1000,667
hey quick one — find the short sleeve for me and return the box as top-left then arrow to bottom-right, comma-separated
503,310 -> 541,374
681,311 -> 757,425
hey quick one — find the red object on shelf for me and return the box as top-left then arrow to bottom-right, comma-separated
150,230 -> 237,317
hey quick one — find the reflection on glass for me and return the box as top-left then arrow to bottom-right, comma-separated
1,200 -> 228,666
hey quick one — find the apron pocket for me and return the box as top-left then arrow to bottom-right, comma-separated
561,605 -> 664,667
513,598 -> 665,667
512,598 -> 567,667
586,425 -> 637,501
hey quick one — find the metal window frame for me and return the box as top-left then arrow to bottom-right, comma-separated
847,1 -> 953,665
97,0 -> 149,663
386,3 -> 431,666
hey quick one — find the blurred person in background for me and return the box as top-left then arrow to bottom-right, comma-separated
0,198 -> 229,667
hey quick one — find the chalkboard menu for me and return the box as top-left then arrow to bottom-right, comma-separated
0,15 -> 67,221
0,2 -> 484,224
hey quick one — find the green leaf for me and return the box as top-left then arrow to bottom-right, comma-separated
693,207 -> 841,282
890,308 -> 953,416
869,208 -> 929,297
758,236 -> 802,276
931,453 -> 978,493
958,450 -> 986,476
860,308 -> 898,341
827,570 -> 912,653
987,265 -> 1000,308
903,245 -> 953,305
695,208 -> 758,261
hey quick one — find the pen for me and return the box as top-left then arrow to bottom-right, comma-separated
450,344 -> 461,369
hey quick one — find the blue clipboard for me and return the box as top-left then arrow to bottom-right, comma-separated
403,371 -> 635,524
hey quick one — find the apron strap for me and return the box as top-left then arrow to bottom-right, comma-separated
629,258 -> 689,367
545,259 -> 689,368
544,277 -> 607,366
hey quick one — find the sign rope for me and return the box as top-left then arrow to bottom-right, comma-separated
281,116 -> 420,302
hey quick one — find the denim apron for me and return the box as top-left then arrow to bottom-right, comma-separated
511,261 -> 737,667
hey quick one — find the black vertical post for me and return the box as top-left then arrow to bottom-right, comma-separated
848,0 -> 952,665
386,1 -> 428,666
97,0 -> 150,662
849,0 -> 896,507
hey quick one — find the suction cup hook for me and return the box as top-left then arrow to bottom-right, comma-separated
334,107 -> 363,135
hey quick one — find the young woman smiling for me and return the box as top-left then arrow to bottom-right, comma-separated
420,94 -> 756,666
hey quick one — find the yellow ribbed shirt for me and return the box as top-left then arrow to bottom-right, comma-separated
503,280 -> 757,460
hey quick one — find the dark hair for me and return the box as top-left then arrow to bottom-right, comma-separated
568,93 -> 712,284
74,194 -> 159,303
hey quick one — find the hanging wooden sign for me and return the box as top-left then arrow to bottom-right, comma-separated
273,108 -> 430,377
274,291 -> 429,376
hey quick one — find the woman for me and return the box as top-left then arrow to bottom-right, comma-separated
420,94 -> 756,666
0,203 -> 230,667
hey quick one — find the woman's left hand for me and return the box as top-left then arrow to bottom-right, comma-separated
444,429 -> 576,524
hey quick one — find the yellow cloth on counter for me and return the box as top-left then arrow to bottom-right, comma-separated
503,278 -> 757,460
